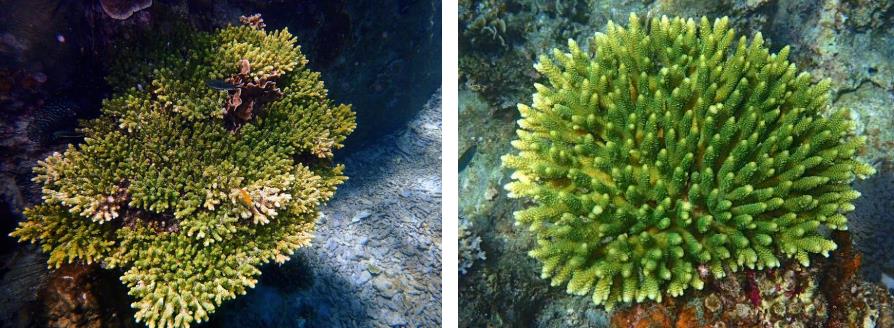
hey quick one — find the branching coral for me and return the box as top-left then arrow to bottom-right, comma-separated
11,16 -> 355,328
502,14 -> 874,310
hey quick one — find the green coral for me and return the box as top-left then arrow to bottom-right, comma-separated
11,18 -> 355,328
502,14 -> 875,310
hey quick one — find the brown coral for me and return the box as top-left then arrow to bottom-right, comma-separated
239,14 -> 266,30
223,58 -> 284,131
610,301 -> 674,328
823,231 -> 894,328
30,263 -> 135,328
703,294 -> 722,314
674,305 -> 698,328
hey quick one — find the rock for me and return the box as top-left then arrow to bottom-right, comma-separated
383,311 -> 406,327
372,276 -> 396,299
367,263 -> 382,276
484,186 -> 498,201
353,271 -> 372,286
99,0 -> 152,20
351,210 -> 371,223
585,309 -> 608,326
883,273 -> 894,291
31,263 -> 135,328
317,212 -> 328,224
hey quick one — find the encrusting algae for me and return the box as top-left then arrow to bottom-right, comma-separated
11,15 -> 355,328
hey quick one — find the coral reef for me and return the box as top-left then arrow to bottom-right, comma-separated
9,16 -> 355,328
610,232 -> 894,327
502,14 -> 874,310
459,216 -> 486,275
459,1 -> 894,327
29,263 -> 136,328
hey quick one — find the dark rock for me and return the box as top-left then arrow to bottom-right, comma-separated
28,263 -> 135,328
259,256 -> 315,294
257,1 -> 441,153
100,0 -> 153,20
850,172 -> 894,282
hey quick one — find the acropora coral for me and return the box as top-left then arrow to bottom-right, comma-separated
502,14 -> 874,310
11,15 -> 355,328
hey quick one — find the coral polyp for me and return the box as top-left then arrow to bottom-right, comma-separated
502,14 -> 874,310
11,16 -> 355,328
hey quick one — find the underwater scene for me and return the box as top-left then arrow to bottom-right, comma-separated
0,1 -> 441,327
459,1 -> 894,327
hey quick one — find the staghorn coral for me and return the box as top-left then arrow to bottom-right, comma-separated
10,15 -> 355,328
502,14 -> 874,310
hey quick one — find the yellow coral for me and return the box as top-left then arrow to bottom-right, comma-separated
11,16 -> 354,328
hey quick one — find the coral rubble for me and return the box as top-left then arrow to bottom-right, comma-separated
10,15 -> 354,328
459,216 -> 486,275
503,14 -> 874,310
611,232 -> 893,327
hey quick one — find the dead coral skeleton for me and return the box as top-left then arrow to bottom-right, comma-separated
459,216 -> 486,275
239,14 -> 266,30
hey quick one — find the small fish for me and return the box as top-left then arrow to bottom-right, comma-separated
238,189 -> 253,206
458,143 -> 477,172
206,79 -> 237,91
27,100 -> 80,145
52,130 -> 84,140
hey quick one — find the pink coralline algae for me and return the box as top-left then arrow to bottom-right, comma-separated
99,0 -> 152,20
744,270 -> 761,307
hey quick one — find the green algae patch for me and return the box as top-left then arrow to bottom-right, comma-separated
11,15 -> 355,328
502,14 -> 874,310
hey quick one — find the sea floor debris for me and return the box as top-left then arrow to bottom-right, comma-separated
609,232 -> 894,328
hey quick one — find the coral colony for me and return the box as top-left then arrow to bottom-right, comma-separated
502,14 -> 874,310
11,15 -> 355,328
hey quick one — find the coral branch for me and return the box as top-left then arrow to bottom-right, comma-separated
503,13 -> 874,310
11,18 -> 355,328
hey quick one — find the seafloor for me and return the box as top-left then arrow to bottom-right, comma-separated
209,91 -> 443,328
458,0 -> 894,327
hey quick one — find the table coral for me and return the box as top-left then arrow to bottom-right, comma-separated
10,15 -> 355,328
502,14 -> 874,310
